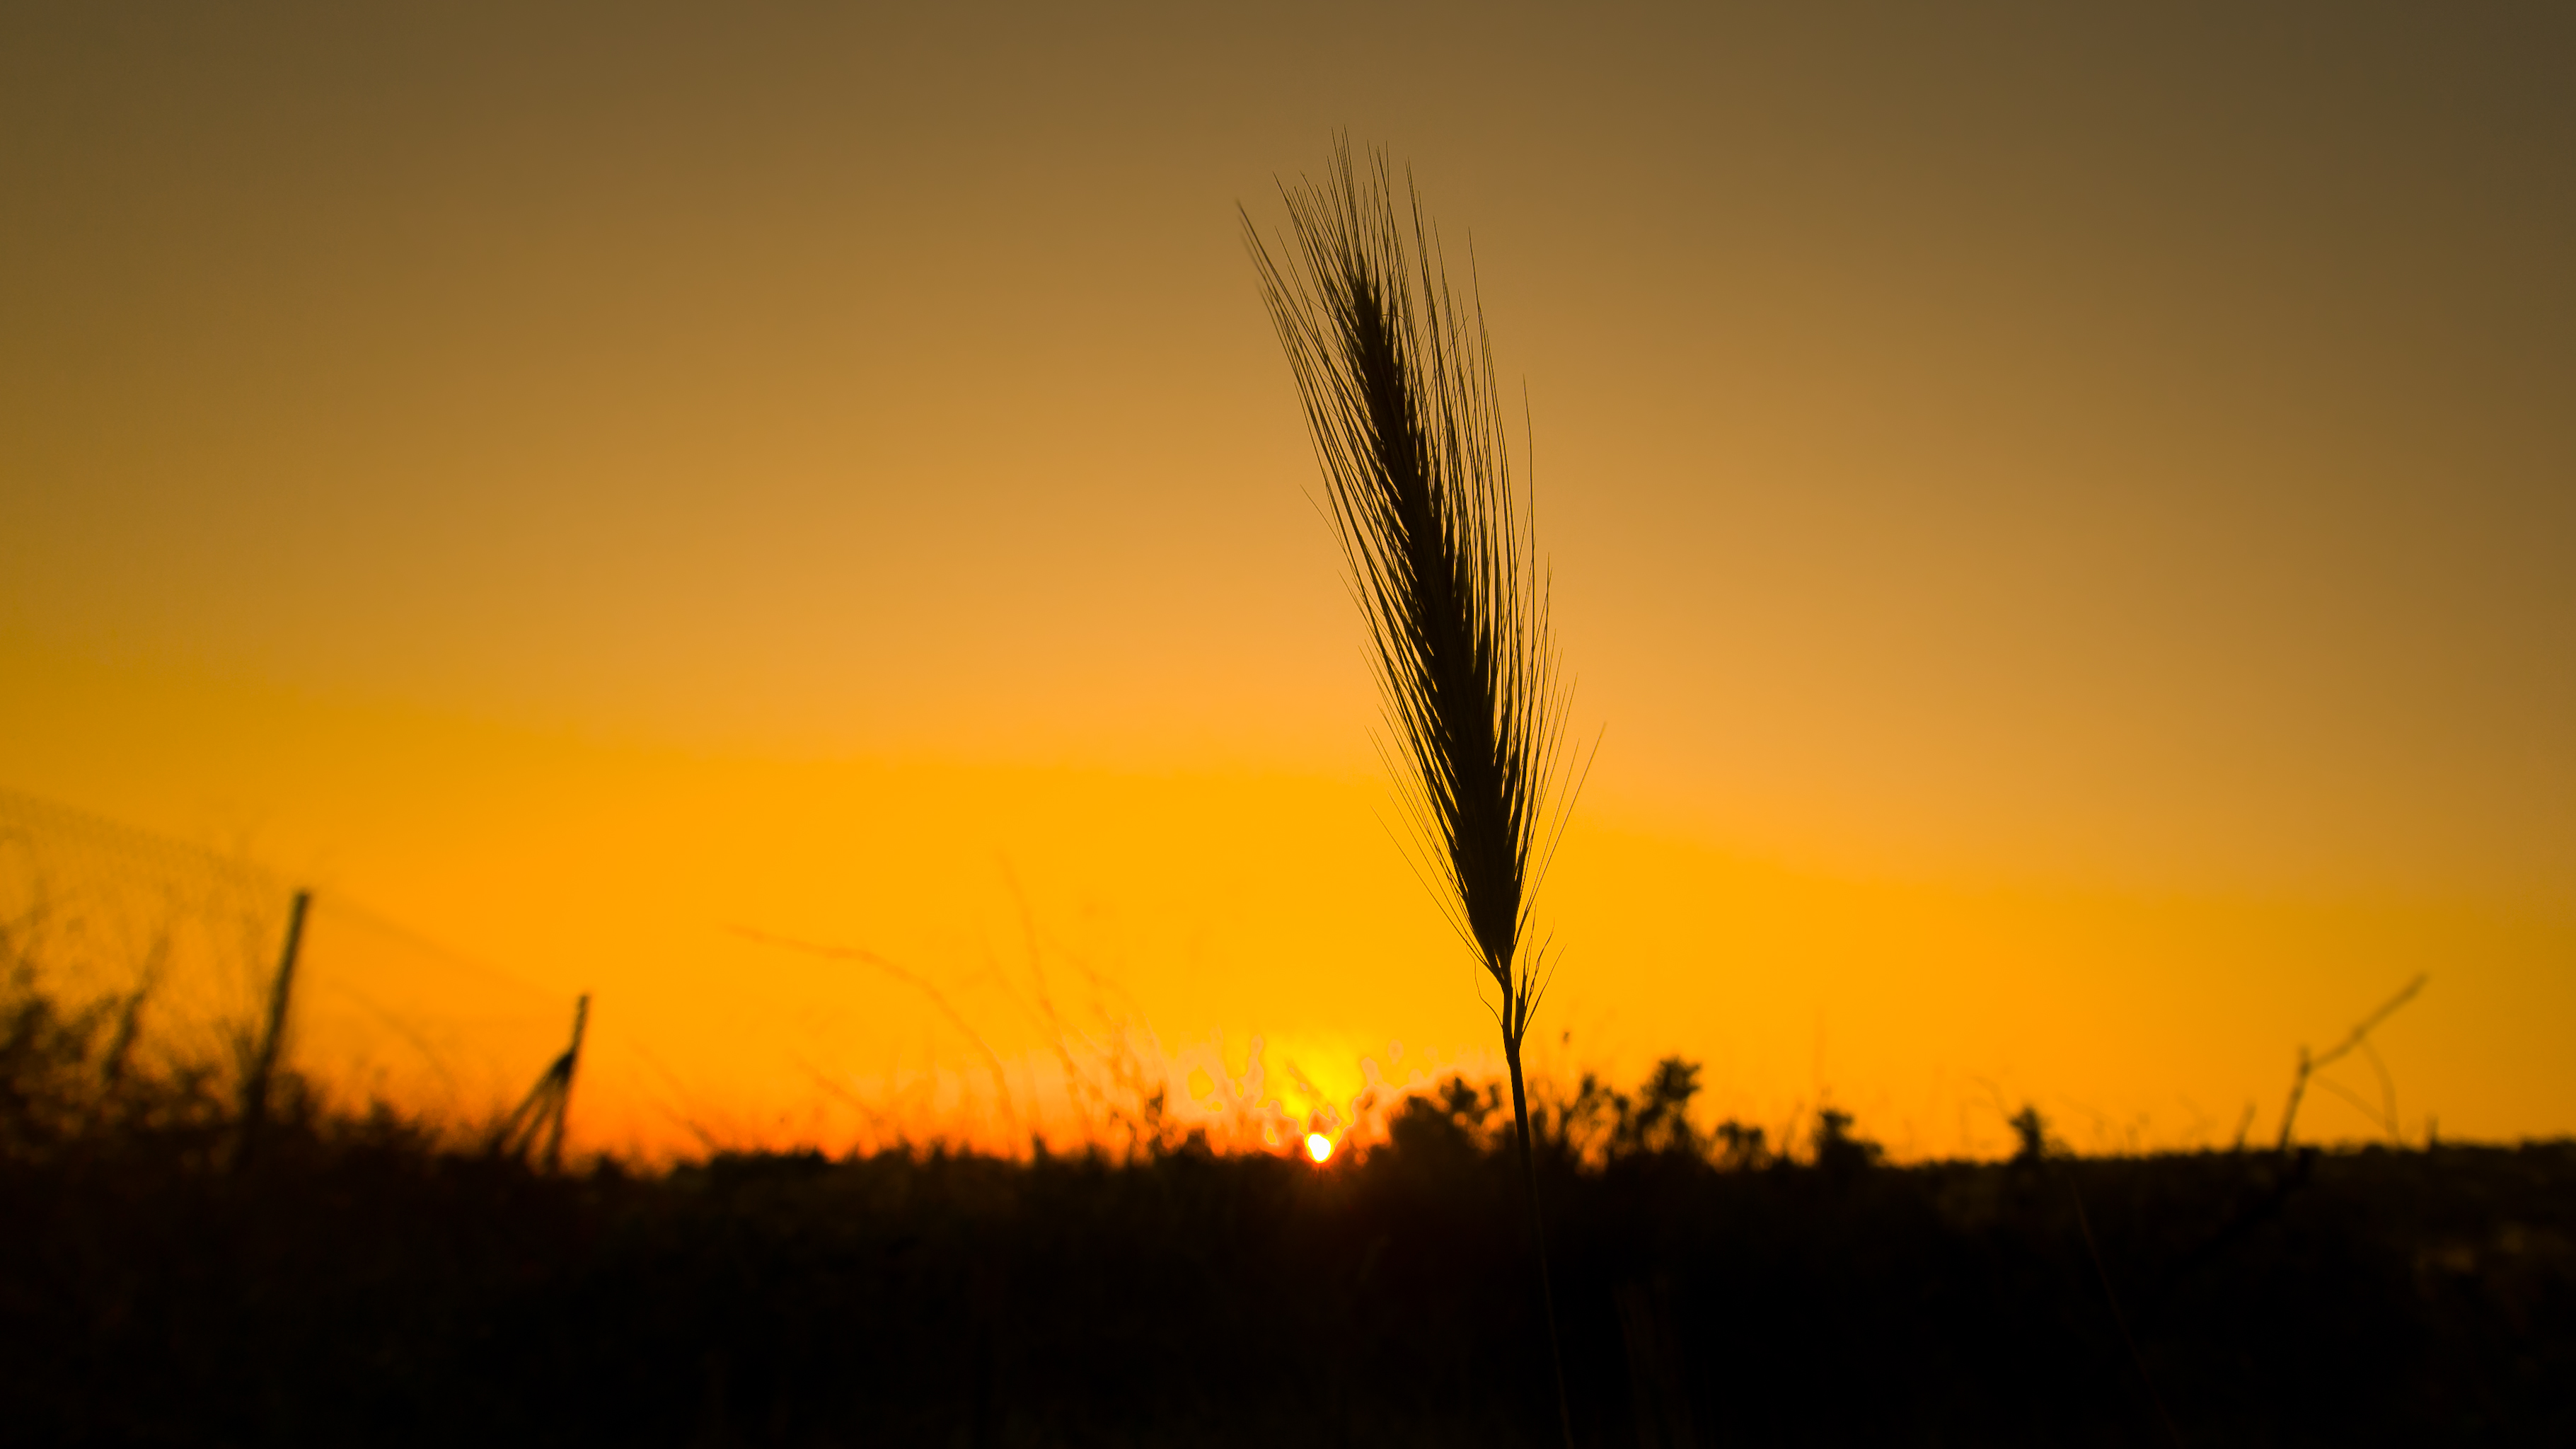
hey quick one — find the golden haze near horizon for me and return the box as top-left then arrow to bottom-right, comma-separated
4,4 -> 2571,1157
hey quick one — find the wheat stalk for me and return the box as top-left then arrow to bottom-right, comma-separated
1244,138 -> 1583,1449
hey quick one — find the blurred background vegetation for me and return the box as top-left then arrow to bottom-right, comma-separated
6,941 -> 2571,1445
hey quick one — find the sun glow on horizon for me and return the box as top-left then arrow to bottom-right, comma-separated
1305,1132 -> 1333,1164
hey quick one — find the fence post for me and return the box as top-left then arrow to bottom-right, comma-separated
236,889 -> 311,1165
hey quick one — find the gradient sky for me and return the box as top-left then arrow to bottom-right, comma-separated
5,3 -> 2571,1155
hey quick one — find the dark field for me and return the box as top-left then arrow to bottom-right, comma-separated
6,995 -> 2572,1448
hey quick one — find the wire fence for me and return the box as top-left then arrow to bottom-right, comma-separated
0,788 -> 581,1138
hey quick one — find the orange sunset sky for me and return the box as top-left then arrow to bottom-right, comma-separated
4,4 -> 2571,1157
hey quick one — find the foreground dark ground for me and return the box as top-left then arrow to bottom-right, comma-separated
5,1013 -> 2571,1447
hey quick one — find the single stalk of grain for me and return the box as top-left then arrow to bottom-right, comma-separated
1244,140 -> 1584,1449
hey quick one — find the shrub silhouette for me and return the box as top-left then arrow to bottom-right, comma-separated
1811,1107 -> 1883,1174
1712,1120 -> 1770,1171
2010,1104 -> 2060,1165
1610,1056 -> 1705,1160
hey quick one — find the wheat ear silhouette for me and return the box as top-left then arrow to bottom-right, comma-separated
1244,138 -> 1586,1449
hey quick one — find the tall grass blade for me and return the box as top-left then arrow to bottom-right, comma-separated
1244,138 -> 1582,1449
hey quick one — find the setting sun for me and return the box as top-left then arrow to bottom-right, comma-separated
1305,1133 -> 1333,1164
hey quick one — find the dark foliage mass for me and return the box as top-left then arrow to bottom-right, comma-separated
6,986 -> 2573,1448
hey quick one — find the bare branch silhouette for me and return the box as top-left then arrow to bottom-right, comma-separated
2277,974 -> 2427,1151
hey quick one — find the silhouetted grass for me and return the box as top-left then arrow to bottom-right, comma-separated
6,976 -> 2571,1448
1247,138 -> 1586,1443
